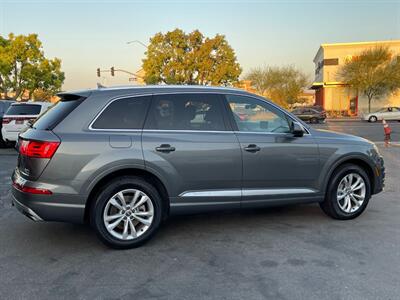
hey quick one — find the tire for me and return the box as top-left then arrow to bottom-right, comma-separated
310,117 -> 318,124
90,176 -> 163,249
319,164 -> 371,220
368,116 -> 378,123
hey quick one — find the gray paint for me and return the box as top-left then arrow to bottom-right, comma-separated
12,86 -> 385,223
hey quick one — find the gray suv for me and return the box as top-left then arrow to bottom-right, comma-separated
12,86 -> 385,249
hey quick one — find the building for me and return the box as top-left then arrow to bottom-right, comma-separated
311,40 -> 400,116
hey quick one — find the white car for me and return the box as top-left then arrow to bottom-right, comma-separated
1,101 -> 53,143
363,107 -> 400,122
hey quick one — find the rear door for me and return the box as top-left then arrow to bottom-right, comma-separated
142,93 -> 242,212
224,94 -> 321,207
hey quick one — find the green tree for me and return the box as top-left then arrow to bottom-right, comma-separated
142,29 -> 242,85
339,46 -> 400,113
0,33 -> 64,100
245,66 -> 309,108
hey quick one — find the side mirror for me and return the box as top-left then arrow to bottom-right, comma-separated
291,121 -> 304,137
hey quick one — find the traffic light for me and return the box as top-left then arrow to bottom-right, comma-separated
111,67 -> 115,76
96,68 -> 101,77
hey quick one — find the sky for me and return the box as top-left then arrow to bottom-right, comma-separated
0,0 -> 399,90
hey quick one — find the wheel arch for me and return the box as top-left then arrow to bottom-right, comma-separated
84,168 -> 170,223
323,156 -> 375,196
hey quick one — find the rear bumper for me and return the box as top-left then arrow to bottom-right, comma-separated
12,195 -> 43,221
1,128 -> 19,142
12,171 -> 86,224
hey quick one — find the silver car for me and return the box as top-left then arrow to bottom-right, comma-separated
363,107 -> 400,122
12,86 -> 385,248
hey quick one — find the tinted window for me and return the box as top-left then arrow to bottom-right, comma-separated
33,99 -> 83,130
5,104 -> 41,115
145,93 -> 226,131
226,95 -> 290,133
92,96 -> 151,129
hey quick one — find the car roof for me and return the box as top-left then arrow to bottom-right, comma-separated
58,85 -> 253,98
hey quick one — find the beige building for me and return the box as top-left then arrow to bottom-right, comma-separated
311,40 -> 400,116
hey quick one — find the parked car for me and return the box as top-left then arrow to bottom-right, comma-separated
12,86 -> 385,249
291,107 -> 326,123
0,100 -> 15,147
1,101 -> 52,143
362,107 -> 400,122
293,105 -> 324,112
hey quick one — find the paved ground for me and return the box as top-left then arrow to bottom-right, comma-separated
0,126 -> 400,299
313,120 -> 400,143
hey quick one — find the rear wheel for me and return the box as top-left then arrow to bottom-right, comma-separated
310,117 -> 318,124
368,116 -> 378,122
91,176 -> 163,249
320,164 -> 371,220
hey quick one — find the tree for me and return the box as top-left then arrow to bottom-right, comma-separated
0,33 -> 64,100
245,66 -> 309,108
142,29 -> 242,85
339,46 -> 400,113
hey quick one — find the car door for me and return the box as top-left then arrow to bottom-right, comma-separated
223,94 -> 321,207
385,107 -> 400,120
142,93 -> 242,213
393,107 -> 400,120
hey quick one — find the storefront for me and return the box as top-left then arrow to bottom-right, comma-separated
312,40 -> 400,117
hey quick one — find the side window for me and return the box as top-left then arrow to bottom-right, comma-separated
226,95 -> 291,133
145,93 -> 226,131
91,96 -> 151,129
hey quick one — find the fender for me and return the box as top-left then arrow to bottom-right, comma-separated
82,160 -> 169,197
320,153 -> 375,196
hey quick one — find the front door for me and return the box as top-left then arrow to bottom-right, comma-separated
224,94 -> 321,207
142,93 -> 242,212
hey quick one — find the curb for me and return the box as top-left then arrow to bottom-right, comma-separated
326,119 -> 362,122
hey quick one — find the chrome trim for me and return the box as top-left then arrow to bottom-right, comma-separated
179,190 -> 241,197
36,202 -> 85,209
87,91 -> 310,135
179,188 -> 316,198
143,129 -> 233,134
242,188 -> 316,196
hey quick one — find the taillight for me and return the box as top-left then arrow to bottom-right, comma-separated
2,118 -> 11,124
19,139 -> 60,159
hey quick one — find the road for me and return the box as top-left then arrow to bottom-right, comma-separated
0,126 -> 400,299
313,120 -> 400,143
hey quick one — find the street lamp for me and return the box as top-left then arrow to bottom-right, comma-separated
126,40 -> 148,49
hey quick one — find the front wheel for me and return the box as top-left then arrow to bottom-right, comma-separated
91,176 -> 163,249
320,164 -> 371,220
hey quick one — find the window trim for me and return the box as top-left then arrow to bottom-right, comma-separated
88,91 -> 309,135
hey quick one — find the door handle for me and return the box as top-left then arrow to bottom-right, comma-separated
155,144 -> 176,153
244,144 -> 261,152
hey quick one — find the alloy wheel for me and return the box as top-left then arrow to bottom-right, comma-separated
336,173 -> 366,213
103,189 -> 154,240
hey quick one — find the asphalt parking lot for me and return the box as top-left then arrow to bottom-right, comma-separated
1,123 -> 399,299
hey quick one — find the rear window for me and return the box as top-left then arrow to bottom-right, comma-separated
32,99 -> 83,130
6,104 -> 41,115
